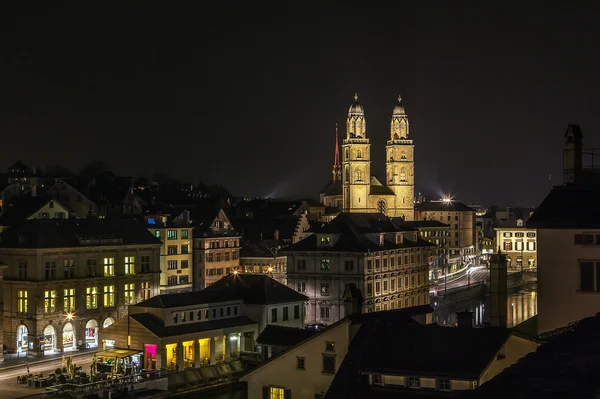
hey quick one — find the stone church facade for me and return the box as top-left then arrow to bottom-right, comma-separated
320,94 -> 415,220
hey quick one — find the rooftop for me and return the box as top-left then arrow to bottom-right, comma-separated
256,325 -> 317,347
469,312 -> 600,399
416,201 -> 476,213
0,195 -> 68,227
527,185 -> 600,229
0,218 -> 160,248
326,322 -> 516,399
397,219 -> 450,229
129,313 -> 256,338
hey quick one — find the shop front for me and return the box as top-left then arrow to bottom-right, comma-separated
86,319 -> 99,348
42,325 -> 56,354
63,322 -> 74,352
16,324 -> 29,353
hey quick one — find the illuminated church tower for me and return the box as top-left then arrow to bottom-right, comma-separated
342,94 -> 371,212
386,95 -> 415,220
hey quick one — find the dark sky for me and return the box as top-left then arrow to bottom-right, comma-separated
1,2 -> 599,207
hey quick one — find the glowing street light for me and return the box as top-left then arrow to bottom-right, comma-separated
66,313 -> 74,321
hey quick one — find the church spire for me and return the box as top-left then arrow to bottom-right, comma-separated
332,123 -> 341,183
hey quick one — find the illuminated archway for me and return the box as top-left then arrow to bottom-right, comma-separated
103,317 -> 115,329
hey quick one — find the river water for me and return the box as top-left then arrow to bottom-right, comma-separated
432,284 -> 537,328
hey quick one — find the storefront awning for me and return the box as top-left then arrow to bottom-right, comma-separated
96,348 -> 142,359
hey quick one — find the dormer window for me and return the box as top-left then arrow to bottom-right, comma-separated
379,234 -> 384,246
320,236 -> 332,246
516,219 -> 524,227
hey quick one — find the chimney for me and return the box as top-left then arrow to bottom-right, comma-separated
274,229 -> 280,241
456,308 -> 474,328
31,185 -> 37,197
490,252 -> 508,328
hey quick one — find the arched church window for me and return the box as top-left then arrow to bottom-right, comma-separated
400,168 -> 406,182
377,200 -> 387,215
357,150 -> 362,159
401,151 -> 406,159
356,169 -> 363,182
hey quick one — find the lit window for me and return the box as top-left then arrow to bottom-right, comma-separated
167,230 -> 177,240
181,229 -> 189,239
44,290 -> 56,313
320,259 -> 331,271
18,290 -> 28,313
63,288 -> 75,312
124,283 -> 135,304
86,287 -> 98,309
141,282 -> 151,300
269,387 -> 285,399
124,256 -> 135,275
103,258 -> 115,276
408,376 -> 421,388
103,285 -> 115,307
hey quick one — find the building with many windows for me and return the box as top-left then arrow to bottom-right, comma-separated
237,239 -> 287,284
99,273 -> 307,370
415,200 -> 477,271
282,213 -> 433,325
145,215 -> 194,294
0,219 -> 161,356
399,220 -> 450,280
494,218 -> 537,270
193,207 -> 241,289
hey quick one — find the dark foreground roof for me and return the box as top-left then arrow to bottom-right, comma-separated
204,273 -> 308,305
326,323 -> 514,399
527,185 -> 600,229
0,218 -> 160,248
398,220 -> 450,229
0,195 -> 66,227
130,313 -> 256,338
256,325 -> 317,347
468,313 -> 600,399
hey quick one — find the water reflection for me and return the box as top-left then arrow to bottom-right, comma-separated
432,285 -> 537,328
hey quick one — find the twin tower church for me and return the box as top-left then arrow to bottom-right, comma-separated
320,94 -> 415,221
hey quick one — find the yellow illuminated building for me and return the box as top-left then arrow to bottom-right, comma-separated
321,94 -> 415,220
147,217 -> 194,294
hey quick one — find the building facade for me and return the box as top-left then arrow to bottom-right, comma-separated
320,95 -> 415,220
401,220 -> 450,280
494,219 -> 537,270
193,208 -> 241,289
0,219 -> 161,356
282,213 -> 432,326
415,200 -> 477,271
99,273 -> 307,370
145,217 -> 194,294
237,239 -> 287,284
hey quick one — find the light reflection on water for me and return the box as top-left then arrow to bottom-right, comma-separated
432,285 -> 537,328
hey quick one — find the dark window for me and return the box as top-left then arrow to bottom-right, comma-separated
227,307 -> 231,316
580,261 -> 597,291
294,305 -> 300,319
173,313 -> 178,323
437,379 -> 451,391
189,311 -> 194,321
212,309 -> 216,318
325,342 -> 335,352
220,308 -> 224,317
322,355 -> 335,374
283,307 -> 289,321
271,308 -> 277,322
408,376 -> 421,388
297,357 -> 305,370
234,306 -> 238,315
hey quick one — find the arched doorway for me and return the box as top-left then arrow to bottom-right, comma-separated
42,325 -> 56,354
16,324 -> 28,353
85,319 -> 98,348
103,317 -> 115,329
63,322 -> 74,352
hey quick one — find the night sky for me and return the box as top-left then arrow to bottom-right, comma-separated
1,3 -> 599,207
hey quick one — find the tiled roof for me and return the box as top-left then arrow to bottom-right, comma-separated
469,313 -> 600,399
325,323 -> 514,399
415,201 -> 475,212
347,304 -> 433,325
320,181 -> 342,196
232,217 -> 299,241
0,195 -> 68,227
240,239 -> 278,258
397,219 -> 450,228
8,160 -> 31,172
0,218 -> 161,248
527,185 -> 600,229
203,273 -> 308,305
134,288 -> 243,309
281,213 -> 432,253
130,313 -> 256,338
369,185 -> 395,196
256,325 -> 317,347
